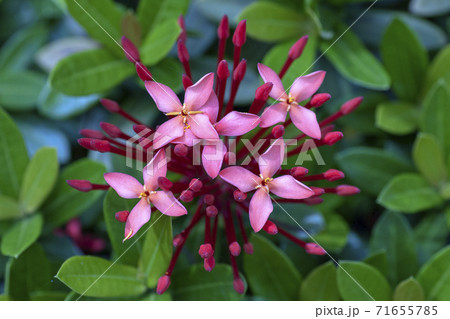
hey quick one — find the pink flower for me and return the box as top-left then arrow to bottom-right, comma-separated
257,63 -> 325,139
219,138 -> 314,232
145,73 -> 219,149
104,149 -> 187,241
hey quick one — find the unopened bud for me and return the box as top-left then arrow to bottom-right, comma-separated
189,179 -> 203,192
288,35 -> 308,60
217,60 -> 230,80
198,243 -> 214,259
67,180 -> 93,192
133,124 -> 150,135
336,185 -> 360,196
255,82 -> 273,101
233,190 -> 247,202
100,122 -> 122,138
79,129 -> 104,139
324,169 -> 345,181
310,187 -> 325,196
66,219 -> 82,240
204,256 -> 215,272
340,96 -> 363,115
206,205 -> 218,217
229,241 -> 241,256
174,144 -> 189,157
156,275 -> 171,295
121,36 -> 140,63
115,211 -> 129,223
180,189 -> 194,202
217,15 -> 229,39
262,220 -> 278,235
232,20 -> 246,47
78,138 -> 96,151
173,234 -> 184,247
323,131 -> 343,145
157,177 -> 173,191
244,242 -> 254,254
233,277 -> 245,294
182,74 -> 193,89
136,62 -> 153,81
303,197 -> 324,205
290,166 -> 309,178
204,194 -> 215,205
233,59 -> 246,82
305,243 -> 326,255
177,40 -> 189,63
91,139 -> 111,153
100,99 -> 120,113
309,93 -> 331,108
272,125 -> 285,138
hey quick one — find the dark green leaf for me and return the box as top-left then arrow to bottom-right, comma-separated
377,173 -> 443,213
151,58 -> 183,91
381,19 -> 428,101
409,0 -> 450,17
20,147 -> 58,213
337,261 -> 391,301
137,0 -> 190,35
1,214 -> 43,257
56,256 -> 146,298
171,264 -> 244,301
417,246 -> 450,300
244,234 -> 301,300
370,211 -> 418,285
336,147 -> 413,196
300,262 -> 340,301
414,214 -> 449,265
121,11 -> 142,47
314,214 -> 349,252
363,251 -> 389,278
393,277 -> 425,301
138,212 -> 172,287
413,133 -> 447,186
0,71 -> 46,111
0,195 -> 21,221
50,49 -> 133,96
422,45 -> 450,96
375,101 -> 418,135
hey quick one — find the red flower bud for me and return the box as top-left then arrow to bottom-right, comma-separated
91,139 -> 111,153
217,60 -> 230,80
135,62 -> 153,81
157,177 -> 173,191
121,36 -> 140,63
232,20 -> 246,47
204,194 -> 215,205
255,82 -> 273,101
66,219 -> 82,240
189,178 -> 203,192
233,59 -> 246,82
100,122 -> 122,138
233,190 -> 247,202
198,243 -> 214,259
217,15 -> 229,39
324,169 -> 345,181
156,275 -> 171,295
244,242 -> 254,255
174,144 -> 189,157
100,99 -> 120,113
340,96 -> 363,115
133,124 -> 150,135
177,40 -> 189,63
180,189 -> 194,202
303,197 -> 324,205
309,93 -> 331,108
290,166 -> 309,178
323,131 -> 343,145
288,35 -> 308,60
229,241 -> 241,256
78,138 -> 96,151
182,74 -> 193,89
115,211 -> 129,223
204,256 -> 215,272
233,277 -> 245,294
173,234 -> 184,247
67,180 -> 93,192
262,220 -> 278,235
310,187 -> 325,196
305,243 -> 326,255
336,185 -> 360,196
79,129 -> 104,139
272,125 -> 285,138
206,205 -> 218,217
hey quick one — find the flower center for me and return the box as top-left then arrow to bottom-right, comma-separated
165,105 -> 204,131
256,175 -> 273,193
287,96 -> 295,104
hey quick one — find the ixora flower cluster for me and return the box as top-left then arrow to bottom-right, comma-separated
68,16 -> 362,295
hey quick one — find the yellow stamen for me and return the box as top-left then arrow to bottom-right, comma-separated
165,111 -> 181,116
123,229 -> 133,242
287,97 -> 295,104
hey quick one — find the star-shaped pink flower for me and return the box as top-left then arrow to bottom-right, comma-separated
104,149 -> 187,241
145,73 -> 219,149
257,63 -> 325,139
219,138 -> 314,232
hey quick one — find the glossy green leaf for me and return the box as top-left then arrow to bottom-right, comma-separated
300,262 -> 340,301
381,19 -> 428,101
409,0 -> 450,17
336,147 -> 413,196
65,0 -> 123,55
1,214 -> 43,257
417,246 -> 450,300
321,24 -> 390,90
42,159 -> 106,228
139,212 -> 172,287
137,0 -> 190,35
0,108 -> 28,198
238,2 -> 316,42
0,195 -> 21,221
377,173 -> 443,213
50,49 -> 133,96
140,19 -> 180,66
337,261 -> 391,301
393,277 -> 425,301
0,71 -> 46,111
314,214 -> 349,252
244,234 -> 301,300
370,211 -> 418,285
121,11 -> 142,47
57,256 -> 146,298
375,101 -> 417,135
420,81 -> 450,159
414,214 -> 449,265
171,264 -> 244,301
363,251 -> 389,278
413,133 -> 447,186
20,147 -> 58,213
151,58 -> 183,91
423,45 -> 450,96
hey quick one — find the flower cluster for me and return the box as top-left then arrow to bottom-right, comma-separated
68,15 -> 361,295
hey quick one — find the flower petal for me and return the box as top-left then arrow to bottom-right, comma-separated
145,81 -> 182,113
198,91 -> 219,123
259,102 -> 288,128
150,191 -> 187,216
188,113 -> 219,140
185,73 -> 215,110
104,172 -> 142,199
269,175 -> 314,199
202,139 -> 227,178
153,116 -> 185,149
257,63 -> 287,100
171,128 -> 196,147
215,111 -> 261,136
289,71 -> 325,103
258,138 -> 285,178
219,166 -> 261,192
143,149 -> 167,191
124,198 -> 151,240
289,104 -> 321,139
249,188 -> 273,232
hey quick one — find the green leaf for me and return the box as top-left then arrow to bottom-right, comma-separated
42,159 -> 106,228
409,0 -> 450,17
300,262 -> 340,301
121,11 -> 142,47
420,81 -> 450,160
138,212 -> 172,287
238,1 -> 316,42
336,147 -> 413,196
56,256 -> 146,298
5,243 -> 51,300
321,24 -> 390,90
0,108 -> 28,198
140,19 -> 181,66
393,277 -> 425,301
370,211 -> 418,285
375,101 -> 418,135
337,261 -> 391,301
171,264 -> 244,301
423,45 -> 450,96
103,189 -> 142,266
1,214 -> 43,258
49,49 -> 133,96
137,0 -> 190,35
151,58 -> 183,91
0,71 -> 46,111
244,234 -> 301,300
64,0 -> 123,55
314,213 -> 349,252
377,173 -> 443,213
413,133 -> 447,186
381,19 -> 428,101
363,251 -> 389,278
417,246 -> 450,300
0,195 -> 21,221
19,147 -> 58,213
414,214 -> 449,265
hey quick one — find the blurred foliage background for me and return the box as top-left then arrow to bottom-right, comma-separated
0,0 -> 449,301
